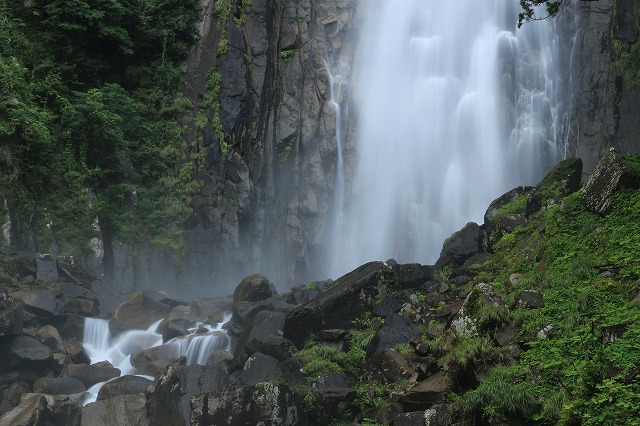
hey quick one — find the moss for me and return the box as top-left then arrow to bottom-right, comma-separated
533,157 -> 582,200
493,195 -> 527,220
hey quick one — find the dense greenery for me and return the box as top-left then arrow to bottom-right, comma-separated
0,1 -> 202,274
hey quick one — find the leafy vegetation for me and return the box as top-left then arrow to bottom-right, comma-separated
0,1 -> 202,272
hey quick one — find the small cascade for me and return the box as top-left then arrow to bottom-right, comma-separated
323,55 -> 350,273
81,313 -> 231,406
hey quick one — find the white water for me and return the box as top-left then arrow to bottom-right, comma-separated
328,0 -> 568,276
82,314 -> 231,405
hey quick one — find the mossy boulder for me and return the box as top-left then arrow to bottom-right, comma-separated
583,150 -> 640,214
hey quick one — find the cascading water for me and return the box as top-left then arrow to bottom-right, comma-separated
82,314 -> 231,405
328,0 -> 569,277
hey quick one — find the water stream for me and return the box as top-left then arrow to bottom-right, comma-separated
328,0 -> 569,277
82,314 -> 231,405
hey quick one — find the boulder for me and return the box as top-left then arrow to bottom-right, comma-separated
147,359 -> 229,426
109,291 -> 172,333
372,296 -> 402,317
283,262 -> 391,348
34,377 -> 85,395
368,313 -> 420,355
232,353 -> 280,385
0,335 -> 53,374
81,394 -> 148,426
37,325 -> 64,351
391,263 -> 436,289
130,343 -> 181,377
232,310 -> 286,364
228,296 -> 296,337
370,349 -> 414,383
36,257 -> 58,283
484,186 -> 533,232
0,302 -> 24,337
401,372 -> 449,411
245,335 -> 296,361
534,157 -> 583,199
0,393 -> 48,426
451,283 -> 506,336
516,290 -> 545,309
62,363 -> 121,388
96,375 -> 152,400
21,289 -> 62,318
156,310 -> 200,342
64,337 -> 91,364
583,150 -> 640,214
436,222 -> 481,269
233,273 -> 278,303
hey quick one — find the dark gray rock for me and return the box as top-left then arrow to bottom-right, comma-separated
228,296 -> 295,338
36,258 -> 58,283
156,310 -> 200,342
436,222 -> 481,269
35,377 -> 85,395
283,262 -> 390,348
484,186 -> 533,230
373,296 -> 402,317
516,290 -> 545,309
0,335 -> 52,374
368,313 -> 420,355
370,349 -> 413,383
147,358 -> 229,426
62,363 -> 121,388
233,273 -> 278,303
316,329 -> 346,341
246,335 -> 296,361
392,263 -> 436,289
81,394 -> 148,426
401,372 -> 449,411
232,352 -> 279,385
0,302 -> 24,337
64,337 -> 91,364
22,290 -> 62,318
37,325 -> 64,351
97,375 -> 152,400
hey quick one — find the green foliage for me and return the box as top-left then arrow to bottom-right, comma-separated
0,0 -> 202,259
463,365 -> 539,423
518,0 -> 564,28
493,195 -> 527,220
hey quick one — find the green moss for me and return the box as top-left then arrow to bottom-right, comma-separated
493,195 -> 527,220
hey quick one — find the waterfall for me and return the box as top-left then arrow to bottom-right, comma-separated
82,314 -> 231,406
327,0 -> 568,277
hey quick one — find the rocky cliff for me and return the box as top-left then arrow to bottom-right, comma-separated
111,0 -> 358,297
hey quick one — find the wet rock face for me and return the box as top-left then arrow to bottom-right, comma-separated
233,274 -> 278,303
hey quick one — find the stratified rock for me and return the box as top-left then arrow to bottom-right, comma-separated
0,302 -> 24,337
34,377 -> 85,395
233,273 -> 278,303
583,150 -> 640,214
283,262 -> 390,348
109,291 -> 171,333
401,372 -> 449,411
81,394 -> 148,426
0,393 -> 48,426
436,222 -> 481,269
0,335 -> 53,374
62,363 -> 121,388
96,375 -> 152,401
147,358 -> 229,426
